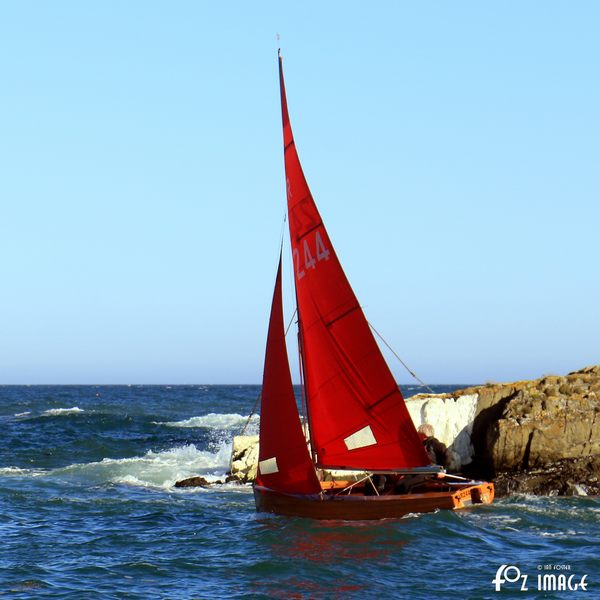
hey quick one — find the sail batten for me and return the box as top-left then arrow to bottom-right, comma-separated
278,53 -> 430,472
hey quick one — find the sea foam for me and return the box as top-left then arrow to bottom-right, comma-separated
41,407 -> 85,417
48,443 -> 234,490
160,412 -> 259,434
0,466 -> 44,476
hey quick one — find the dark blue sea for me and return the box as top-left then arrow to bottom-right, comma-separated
1,385 -> 597,599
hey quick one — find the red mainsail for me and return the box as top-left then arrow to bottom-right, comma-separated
256,255 -> 322,495
278,53 -> 430,471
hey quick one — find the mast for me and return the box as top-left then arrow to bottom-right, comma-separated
296,307 -> 318,466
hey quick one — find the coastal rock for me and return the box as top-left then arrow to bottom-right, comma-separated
493,455 -> 600,497
226,365 -> 600,496
229,435 -> 259,483
478,366 -> 600,475
406,393 -> 478,470
174,476 -> 213,488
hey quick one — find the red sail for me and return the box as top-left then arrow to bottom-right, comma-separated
256,255 -> 322,494
278,53 -> 430,471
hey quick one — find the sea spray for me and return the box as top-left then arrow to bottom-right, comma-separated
159,412 -> 259,434
41,406 -> 85,417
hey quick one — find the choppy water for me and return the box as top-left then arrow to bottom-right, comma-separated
1,385 -> 597,598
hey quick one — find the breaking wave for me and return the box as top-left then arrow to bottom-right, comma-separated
41,407 -> 84,417
160,412 -> 259,435
0,466 -> 44,476
1,408 -> 259,490
59,443 -> 233,489
0,444 -> 237,491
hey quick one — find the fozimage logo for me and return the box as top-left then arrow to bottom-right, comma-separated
492,564 -> 589,592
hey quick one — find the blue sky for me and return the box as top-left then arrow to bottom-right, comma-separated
1,2 -> 598,384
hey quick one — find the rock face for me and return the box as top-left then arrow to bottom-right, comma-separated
230,435 -> 259,483
405,393 -> 479,471
226,365 -> 600,496
469,365 -> 600,479
493,456 -> 600,497
174,476 -> 212,488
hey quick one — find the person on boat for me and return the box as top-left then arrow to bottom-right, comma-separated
417,423 -> 451,468
391,424 -> 451,495
364,474 -> 386,496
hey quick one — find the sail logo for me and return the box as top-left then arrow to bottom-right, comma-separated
293,231 -> 330,279
492,564 -> 588,593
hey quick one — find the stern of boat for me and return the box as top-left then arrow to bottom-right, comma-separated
451,482 -> 495,509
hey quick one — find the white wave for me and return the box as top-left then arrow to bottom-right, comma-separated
0,466 -> 44,476
486,514 -> 522,525
49,443 -> 233,490
42,407 -> 84,417
160,412 -> 259,433
540,530 -> 581,538
0,466 -> 30,475
14,412 -> 31,417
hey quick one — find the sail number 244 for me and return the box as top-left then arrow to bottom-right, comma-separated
293,231 -> 330,279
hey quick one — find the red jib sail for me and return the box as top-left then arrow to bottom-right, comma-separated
256,255 -> 322,494
278,53 -> 430,471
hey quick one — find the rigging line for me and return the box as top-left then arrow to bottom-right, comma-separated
368,321 -> 436,394
240,392 -> 260,436
284,308 -> 297,336
280,212 -> 299,337
279,210 -> 287,247
275,210 -> 286,263
282,210 -> 297,316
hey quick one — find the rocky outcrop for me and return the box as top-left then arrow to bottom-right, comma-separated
226,365 -> 600,496
230,435 -> 259,483
463,366 -> 600,481
174,475 -> 240,488
493,455 -> 600,497
406,366 -> 599,494
174,476 -> 212,488
405,393 -> 478,470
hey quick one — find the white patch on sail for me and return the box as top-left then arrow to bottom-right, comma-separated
259,457 -> 279,475
344,426 -> 377,451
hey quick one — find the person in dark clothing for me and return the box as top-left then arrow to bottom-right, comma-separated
394,424 -> 452,495
418,424 -> 451,468
364,474 -> 386,496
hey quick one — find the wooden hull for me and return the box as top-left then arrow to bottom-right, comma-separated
253,482 -> 494,521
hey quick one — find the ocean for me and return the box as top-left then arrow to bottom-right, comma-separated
1,385 -> 597,599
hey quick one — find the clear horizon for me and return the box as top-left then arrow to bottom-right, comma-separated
1,365 -> 594,388
1,2 -> 598,384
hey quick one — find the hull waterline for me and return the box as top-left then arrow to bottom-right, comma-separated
253,482 -> 494,521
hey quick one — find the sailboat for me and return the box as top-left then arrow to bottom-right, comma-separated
253,52 -> 494,520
